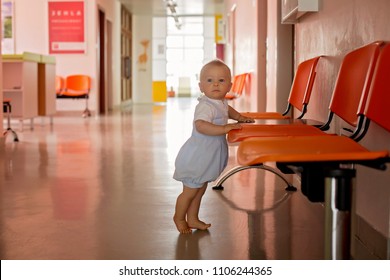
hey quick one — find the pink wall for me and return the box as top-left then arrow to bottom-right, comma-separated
224,0 -> 261,112
266,0 -> 293,114
223,0 -> 293,115
295,0 -> 390,238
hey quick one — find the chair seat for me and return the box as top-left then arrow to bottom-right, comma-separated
237,135 -> 389,166
59,91 -> 88,97
240,111 -> 290,119
227,123 -> 327,143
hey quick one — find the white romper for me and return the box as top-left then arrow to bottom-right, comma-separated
173,95 -> 229,188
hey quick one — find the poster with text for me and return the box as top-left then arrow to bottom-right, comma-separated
48,1 -> 86,54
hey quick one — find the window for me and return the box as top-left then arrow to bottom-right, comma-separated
166,16 -> 214,96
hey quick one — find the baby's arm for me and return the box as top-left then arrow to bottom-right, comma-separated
228,105 -> 255,123
195,120 -> 242,136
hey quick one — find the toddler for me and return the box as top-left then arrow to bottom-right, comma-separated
173,59 -> 254,234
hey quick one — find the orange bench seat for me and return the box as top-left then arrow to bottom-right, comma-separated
237,136 -> 388,165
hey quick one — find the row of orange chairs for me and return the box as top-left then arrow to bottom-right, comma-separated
225,55 -> 321,122
241,56 -> 321,120
214,41 -> 390,259
215,41 -> 385,191
56,75 -> 92,117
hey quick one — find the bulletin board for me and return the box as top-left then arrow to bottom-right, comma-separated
48,0 -> 86,54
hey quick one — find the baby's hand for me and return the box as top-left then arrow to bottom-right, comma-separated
225,123 -> 242,133
238,115 -> 255,123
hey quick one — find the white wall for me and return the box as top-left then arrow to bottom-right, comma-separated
152,17 -> 166,82
203,16 -> 216,64
132,15 -> 152,104
224,0 -> 260,113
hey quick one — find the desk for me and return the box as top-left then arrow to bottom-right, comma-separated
2,52 -> 40,130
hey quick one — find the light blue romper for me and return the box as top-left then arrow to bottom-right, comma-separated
173,95 -> 229,188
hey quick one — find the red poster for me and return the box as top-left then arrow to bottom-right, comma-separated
48,1 -> 85,54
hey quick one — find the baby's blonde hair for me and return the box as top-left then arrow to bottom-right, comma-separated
200,59 -> 232,80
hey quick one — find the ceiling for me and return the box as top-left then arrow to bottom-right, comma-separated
119,0 -> 224,17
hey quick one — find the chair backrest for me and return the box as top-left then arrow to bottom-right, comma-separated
65,75 -> 91,93
287,56 -> 322,116
231,73 -> 248,95
320,41 -> 383,133
329,41 -> 383,126
364,42 -> 390,133
225,73 -> 248,99
56,76 -> 65,95
230,75 -> 239,93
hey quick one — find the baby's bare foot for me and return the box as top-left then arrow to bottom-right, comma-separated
173,216 -> 192,234
188,219 -> 211,231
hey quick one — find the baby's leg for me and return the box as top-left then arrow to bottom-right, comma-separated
187,183 -> 211,230
174,185 -> 199,234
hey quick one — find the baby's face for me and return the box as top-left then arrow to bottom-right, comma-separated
199,65 -> 232,100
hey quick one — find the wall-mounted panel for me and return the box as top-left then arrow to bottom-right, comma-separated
281,0 -> 319,24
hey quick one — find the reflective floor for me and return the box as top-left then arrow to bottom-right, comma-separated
0,97 -> 324,260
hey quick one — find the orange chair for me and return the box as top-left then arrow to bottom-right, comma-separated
227,41 -> 383,143
241,56 -> 322,120
61,75 -> 92,117
212,41 -> 383,190
225,73 -> 248,100
236,42 -> 390,259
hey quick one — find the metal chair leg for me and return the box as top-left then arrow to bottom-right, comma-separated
324,168 -> 355,260
212,164 -> 296,191
3,128 -> 19,142
82,96 -> 91,118
3,101 -> 19,142
82,108 -> 91,118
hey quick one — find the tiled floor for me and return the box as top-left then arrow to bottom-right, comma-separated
0,97 -> 325,260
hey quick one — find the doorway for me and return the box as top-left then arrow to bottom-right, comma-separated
98,8 -> 106,114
